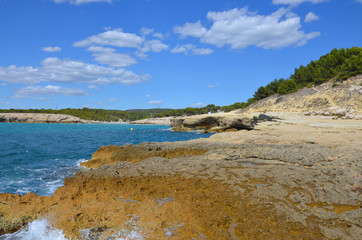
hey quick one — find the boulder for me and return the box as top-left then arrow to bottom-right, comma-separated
171,114 -> 274,132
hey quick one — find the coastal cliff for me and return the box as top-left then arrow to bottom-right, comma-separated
1,114 -> 361,239
0,113 -> 87,123
242,74 -> 362,118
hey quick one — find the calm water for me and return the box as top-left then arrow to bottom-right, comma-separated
0,123 -> 212,196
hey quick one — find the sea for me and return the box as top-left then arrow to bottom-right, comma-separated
0,123 -> 212,240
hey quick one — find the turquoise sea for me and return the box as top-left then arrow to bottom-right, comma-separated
0,123 -> 212,196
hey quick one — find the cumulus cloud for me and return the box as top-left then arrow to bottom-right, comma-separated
14,85 -> 87,98
0,58 -> 150,85
42,46 -> 61,52
171,44 -> 213,55
272,0 -> 328,5
140,27 -> 154,36
305,12 -> 319,23
88,84 -> 99,89
174,7 -> 320,49
146,94 -> 151,97
141,40 -> 168,53
148,100 -> 162,105
53,0 -> 112,5
109,98 -> 118,102
74,29 -> 144,48
152,33 -> 164,39
87,46 -> 137,67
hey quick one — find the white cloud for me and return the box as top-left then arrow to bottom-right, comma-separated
272,0 -> 327,5
356,0 -> 362,3
88,84 -> 99,89
152,33 -> 164,39
109,98 -> 118,102
141,40 -> 169,53
42,46 -> 61,52
0,58 -> 150,85
148,100 -> 162,105
146,94 -> 151,97
174,7 -> 320,49
74,29 -> 144,48
140,27 -> 154,36
87,46 -> 137,67
53,0 -> 112,5
208,82 -> 219,88
191,102 -> 205,107
171,44 -> 213,55
305,12 -> 319,23
1,82 -> 6,86
14,85 -> 87,98
134,51 -> 148,59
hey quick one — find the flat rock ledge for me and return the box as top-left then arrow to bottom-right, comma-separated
171,113 -> 276,132
0,116 -> 361,239
0,113 -> 89,123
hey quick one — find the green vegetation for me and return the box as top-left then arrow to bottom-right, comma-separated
0,108 -> 172,122
1,47 -> 361,120
155,47 -> 362,117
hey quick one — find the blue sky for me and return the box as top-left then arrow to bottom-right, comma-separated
0,0 -> 361,110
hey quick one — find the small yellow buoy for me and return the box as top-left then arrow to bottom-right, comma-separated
131,128 -> 133,131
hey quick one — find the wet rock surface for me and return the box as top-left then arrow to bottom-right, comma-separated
1,116 -> 361,239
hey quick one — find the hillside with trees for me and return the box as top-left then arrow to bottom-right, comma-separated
154,47 -> 362,117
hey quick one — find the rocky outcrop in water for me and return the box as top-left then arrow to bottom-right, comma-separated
0,113 -> 87,123
171,113 -> 276,132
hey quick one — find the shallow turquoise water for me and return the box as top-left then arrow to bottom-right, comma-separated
0,123 -> 212,196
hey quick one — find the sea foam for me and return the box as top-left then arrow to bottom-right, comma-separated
1,219 -> 67,240
1,219 -> 145,240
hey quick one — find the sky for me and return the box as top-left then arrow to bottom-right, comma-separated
0,0 -> 361,110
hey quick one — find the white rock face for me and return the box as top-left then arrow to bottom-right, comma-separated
0,113 -> 85,123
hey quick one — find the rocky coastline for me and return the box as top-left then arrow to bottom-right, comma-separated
0,112 -> 361,239
0,113 -> 89,123
1,75 -> 361,239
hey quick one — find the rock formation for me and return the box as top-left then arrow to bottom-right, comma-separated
241,74 -> 362,119
0,113 -> 86,123
171,113 -> 276,132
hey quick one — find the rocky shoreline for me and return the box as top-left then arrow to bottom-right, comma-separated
0,113 -> 361,239
0,113 -> 90,123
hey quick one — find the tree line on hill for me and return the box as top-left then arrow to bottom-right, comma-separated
1,47 -> 361,121
153,46 -> 362,117
0,108 -> 172,122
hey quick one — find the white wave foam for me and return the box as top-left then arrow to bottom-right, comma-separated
116,230 -> 144,240
1,219 -> 67,240
76,158 -> 88,167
